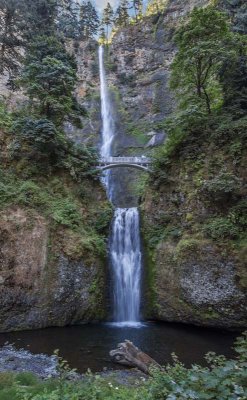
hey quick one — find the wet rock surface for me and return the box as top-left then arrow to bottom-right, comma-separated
0,345 -> 58,378
0,345 -> 147,384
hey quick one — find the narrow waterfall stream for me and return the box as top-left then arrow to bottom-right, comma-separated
99,45 -> 142,326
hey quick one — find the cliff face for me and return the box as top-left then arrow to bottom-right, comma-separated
142,147 -> 247,328
108,0 -> 210,152
0,181 -> 109,332
1,0 -> 245,332
0,39 -> 111,332
107,0 -> 247,328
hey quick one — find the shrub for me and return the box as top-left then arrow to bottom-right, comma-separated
0,372 -> 15,390
203,217 -> 240,239
201,171 -> 242,201
51,199 -> 81,228
175,238 -> 202,259
12,118 -> 59,155
5,333 -> 246,400
0,101 -> 13,130
16,372 -> 38,386
229,200 -> 247,230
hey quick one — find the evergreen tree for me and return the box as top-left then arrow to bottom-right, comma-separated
24,0 -> 58,36
102,2 -> 114,41
115,0 -> 130,27
79,1 -> 100,38
0,0 -> 27,76
220,46 -> 247,113
99,25 -> 107,44
57,0 -> 80,38
24,0 -> 79,38
170,6 -> 235,114
21,36 -> 77,123
132,0 -> 143,21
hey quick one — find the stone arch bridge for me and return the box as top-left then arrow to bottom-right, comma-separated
98,157 -> 151,172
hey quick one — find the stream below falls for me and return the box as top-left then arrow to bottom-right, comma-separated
0,323 -> 237,373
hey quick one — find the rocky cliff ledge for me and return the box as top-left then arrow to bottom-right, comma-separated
0,183 -> 110,332
0,125 -> 111,332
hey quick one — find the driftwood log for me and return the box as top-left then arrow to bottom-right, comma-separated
109,340 -> 162,375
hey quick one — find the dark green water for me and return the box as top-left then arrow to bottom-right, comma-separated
0,322 -> 238,373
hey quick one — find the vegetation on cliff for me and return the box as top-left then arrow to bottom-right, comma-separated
0,0 -> 112,325
150,5 -> 246,246
141,3 -> 246,325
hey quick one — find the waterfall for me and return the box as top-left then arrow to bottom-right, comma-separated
99,45 -> 114,160
111,208 -> 142,325
99,45 -> 142,326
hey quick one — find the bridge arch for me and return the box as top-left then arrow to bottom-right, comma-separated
99,163 -> 150,172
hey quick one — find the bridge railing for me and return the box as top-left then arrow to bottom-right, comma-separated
99,156 -> 151,165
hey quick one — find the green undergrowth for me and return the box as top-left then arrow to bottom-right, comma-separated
0,333 -> 246,400
146,111 -> 247,248
0,168 -> 111,257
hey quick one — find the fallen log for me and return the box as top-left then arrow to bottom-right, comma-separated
109,340 -> 162,375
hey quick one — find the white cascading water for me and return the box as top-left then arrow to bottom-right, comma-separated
99,45 -> 114,160
110,208 -> 142,325
99,45 -> 142,326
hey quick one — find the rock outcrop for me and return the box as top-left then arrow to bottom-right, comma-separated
0,189 -> 109,332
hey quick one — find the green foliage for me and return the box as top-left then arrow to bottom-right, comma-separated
102,2 -> 114,41
92,207 -> 113,234
201,171 -> 242,201
0,0 -> 26,76
0,372 -> 15,390
212,114 -> 247,141
175,238 -> 202,259
0,333 -> 246,400
152,107 -> 207,182
203,216 -> 240,240
13,117 -> 59,155
0,0 -> 79,78
221,54 -> 247,113
0,101 -> 13,130
143,333 -> 247,400
144,222 -> 182,249
79,1 -> 100,38
170,5 -> 236,114
7,114 -> 98,180
0,168 -> 108,258
16,372 -> 38,387
21,36 -> 76,123
1,171 -> 78,228
146,0 -> 168,16
115,0 -> 130,27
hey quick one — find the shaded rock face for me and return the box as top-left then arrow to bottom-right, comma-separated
108,0 -> 210,152
153,240 -> 246,328
0,208 -> 106,332
64,39 -> 102,148
142,132 -> 247,328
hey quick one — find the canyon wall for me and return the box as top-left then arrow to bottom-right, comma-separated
108,0 -> 247,328
0,0 -> 246,331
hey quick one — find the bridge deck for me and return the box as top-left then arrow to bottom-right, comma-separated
99,156 -> 151,165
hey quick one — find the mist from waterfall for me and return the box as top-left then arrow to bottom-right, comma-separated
99,45 -> 142,327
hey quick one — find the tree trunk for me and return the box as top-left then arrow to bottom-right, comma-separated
202,86 -> 211,114
109,340 -> 162,375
